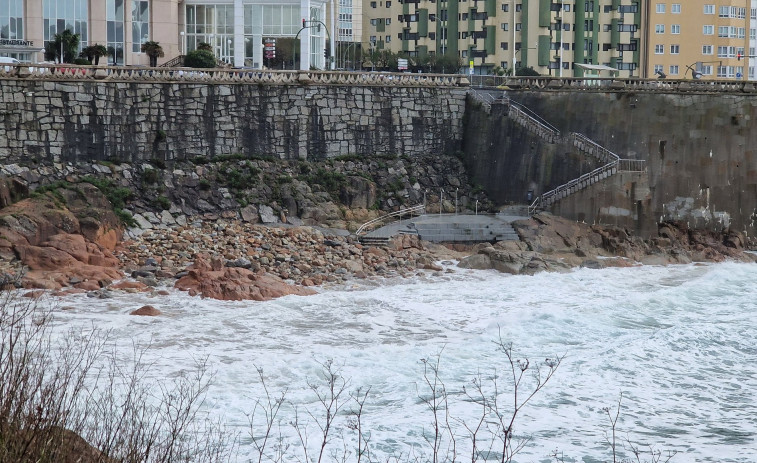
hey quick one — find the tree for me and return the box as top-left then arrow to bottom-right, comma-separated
184,49 -> 216,68
431,52 -> 463,74
515,66 -> 540,77
140,40 -> 164,67
197,42 -> 213,52
80,44 -> 108,65
44,29 -> 80,64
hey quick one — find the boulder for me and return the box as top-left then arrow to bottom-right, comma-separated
174,255 -> 317,301
129,305 -> 162,316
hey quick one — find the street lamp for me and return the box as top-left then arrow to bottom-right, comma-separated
684,60 -> 721,80
179,31 -> 185,55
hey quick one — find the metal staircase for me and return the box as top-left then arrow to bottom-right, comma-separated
481,94 -> 646,214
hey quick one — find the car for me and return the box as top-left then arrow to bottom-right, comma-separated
0,56 -> 20,72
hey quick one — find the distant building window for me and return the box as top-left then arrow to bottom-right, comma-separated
501,23 -> 508,31
655,24 -> 664,34
655,44 -> 664,54
702,45 -> 713,55
671,4 -> 681,14
656,3 -> 665,13
671,24 -> 680,34
704,4 -> 715,15
669,65 -> 679,75
703,25 -> 714,35
501,4 -> 509,12
670,44 -> 679,54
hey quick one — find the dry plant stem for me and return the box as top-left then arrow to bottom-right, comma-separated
603,392 -> 622,463
417,352 -> 452,463
248,366 -> 287,463
494,331 -> 563,463
457,371 -> 488,463
348,386 -> 371,463
307,359 -> 349,463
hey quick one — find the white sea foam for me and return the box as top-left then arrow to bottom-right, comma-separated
47,262 -> 757,462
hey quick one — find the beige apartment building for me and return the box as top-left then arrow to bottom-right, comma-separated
642,0 -> 753,79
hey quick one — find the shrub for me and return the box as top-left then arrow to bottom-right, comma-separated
153,196 -> 171,210
184,49 -> 216,68
0,290 -> 232,463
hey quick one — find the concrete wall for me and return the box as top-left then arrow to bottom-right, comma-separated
0,80 -> 466,164
465,90 -> 757,237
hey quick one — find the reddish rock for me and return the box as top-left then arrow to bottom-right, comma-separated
129,305 -> 162,316
175,255 -> 317,301
74,281 -> 101,291
109,280 -> 150,292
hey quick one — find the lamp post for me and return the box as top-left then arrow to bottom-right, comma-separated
180,31 -> 185,55
439,189 -> 443,217
684,60 -> 722,80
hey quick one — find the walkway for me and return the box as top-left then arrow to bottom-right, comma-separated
362,211 -> 527,244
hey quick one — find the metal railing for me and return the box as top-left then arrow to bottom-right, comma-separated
570,132 -> 619,164
356,204 -> 426,237
505,97 -> 561,140
529,162 -> 618,215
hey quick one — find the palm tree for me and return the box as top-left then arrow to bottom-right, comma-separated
80,44 -> 109,65
44,29 -> 80,64
141,41 -> 164,67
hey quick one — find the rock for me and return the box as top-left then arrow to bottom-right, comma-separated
174,255 -> 317,301
259,205 -> 278,224
130,305 -> 161,316
240,205 -> 259,223
457,254 -> 493,270
110,280 -> 150,292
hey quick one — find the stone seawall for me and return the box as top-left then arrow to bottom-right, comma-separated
0,79 -> 466,164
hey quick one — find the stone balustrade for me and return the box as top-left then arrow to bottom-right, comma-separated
0,64 -> 469,88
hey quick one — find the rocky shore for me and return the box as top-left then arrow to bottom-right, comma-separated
2,174 -> 756,304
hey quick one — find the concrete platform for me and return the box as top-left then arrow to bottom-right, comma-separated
363,212 -> 527,243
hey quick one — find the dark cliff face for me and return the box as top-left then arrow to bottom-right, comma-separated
463,91 -> 757,237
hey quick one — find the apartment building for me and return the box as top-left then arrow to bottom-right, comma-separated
642,0 -> 751,79
363,0 -> 644,77
0,0 -> 329,69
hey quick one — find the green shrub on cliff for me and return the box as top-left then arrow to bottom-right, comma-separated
184,49 -> 216,68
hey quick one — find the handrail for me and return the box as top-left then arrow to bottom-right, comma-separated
356,204 -> 426,236
504,97 -> 561,136
570,132 -> 620,163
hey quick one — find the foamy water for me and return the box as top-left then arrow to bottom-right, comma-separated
47,262 -> 757,462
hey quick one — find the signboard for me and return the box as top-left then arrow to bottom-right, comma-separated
264,38 -> 276,59
0,39 -> 34,46
397,58 -> 408,70
469,59 -> 474,75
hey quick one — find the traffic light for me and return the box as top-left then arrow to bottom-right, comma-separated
738,52 -> 743,61
302,18 -> 306,28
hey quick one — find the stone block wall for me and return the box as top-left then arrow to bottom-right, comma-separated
0,80 -> 466,164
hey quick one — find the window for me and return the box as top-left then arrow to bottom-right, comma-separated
386,1 -> 391,6
703,25 -> 714,35
106,0 -> 125,65
501,23 -> 508,31
655,44 -> 664,54
654,64 -> 663,74
1,0 -> 23,42
671,4 -> 680,14
671,25 -> 680,34
515,23 -> 521,31
719,6 -> 729,17
655,24 -> 664,34
500,42 -> 508,50
385,35 -> 391,42
702,45 -> 713,55
43,0 -> 90,52
515,4 -> 521,12
386,18 -> 391,25
655,3 -> 665,13
131,0 -> 149,53
718,26 -> 728,37
370,1 -> 376,7
669,65 -> 679,75
564,4 -> 570,12
501,4 -> 509,12
670,45 -> 679,54
704,4 -> 714,15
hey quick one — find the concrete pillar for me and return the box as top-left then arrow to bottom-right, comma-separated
234,0 -> 244,67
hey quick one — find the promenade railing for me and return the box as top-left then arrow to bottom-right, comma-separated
0,64 -> 469,87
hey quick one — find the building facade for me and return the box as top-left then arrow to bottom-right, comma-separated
641,0 -> 751,79
0,0 -> 329,69
363,0 -> 644,77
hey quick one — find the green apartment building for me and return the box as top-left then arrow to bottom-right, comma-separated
364,0 -> 643,77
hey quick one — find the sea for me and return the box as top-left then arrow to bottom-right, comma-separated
47,261 -> 757,463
